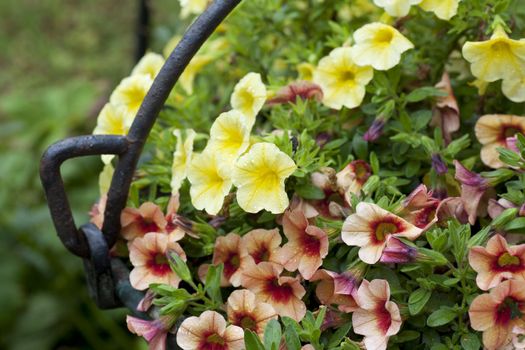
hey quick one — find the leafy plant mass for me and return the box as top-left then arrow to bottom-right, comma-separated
85,0 -> 525,349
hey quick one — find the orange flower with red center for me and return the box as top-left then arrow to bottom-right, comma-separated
226,289 -> 278,337
311,269 -> 360,312
352,279 -> 402,350
469,234 -> 525,291
241,261 -> 306,321
242,228 -> 282,266
211,232 -> 248,287
121,202 -> 167,240
128,232 -> 186,290
475,114 -> 525,168
176,311 -> 244,350
342,202 -> 423,264
274,209 -> 329,280
336,160 -> 372,202
469,280 -> 525,350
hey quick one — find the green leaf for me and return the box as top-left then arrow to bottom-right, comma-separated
504,217 -> 525,232
327,322 -> 352,348
244,329 -> 265,350
408,288 -> 432,315
204,263 -> 223,304
405,87 -> 447,103
263,319 -> 281,350
393,330 -> 420,343
167,251 -> 193,285
283,324 -> 301,350
427,307 -> 457,327
460,333 -> 481,350
315,306 -> 327,329
295,183 -> 326,200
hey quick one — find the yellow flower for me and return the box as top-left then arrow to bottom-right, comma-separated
230,72 -> 267,128
469,79 -> 489,95
205,110 -> 251,165
171,129 -> 196,195
350,22 -> 414,71
187,150 -> 232,215
372,0 -> 422,17
110,74 -> 153,116
232,143 -> 296,214
502,75 -> 525,103
462,25 -> 525,83
419,0 -> 461,20
131,52 -> 165,79
99,163 -> 114,197
178,0 -> 208,18
313,47 -> 374,110
297,63 -> 316,81
93,103 -> 135,164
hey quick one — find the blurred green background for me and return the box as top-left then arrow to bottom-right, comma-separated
0,0 -> 182,348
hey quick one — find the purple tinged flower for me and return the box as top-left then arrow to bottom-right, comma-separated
431,154 -> 448,175
127,315 -> 176,350
454,160 -> 490,225
363,118 -> 385,142
380,237 -> 417,264
506,136 -> 520,153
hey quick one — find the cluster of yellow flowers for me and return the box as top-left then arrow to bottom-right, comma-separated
373,0 -> 461,20
172,72 -> 298,215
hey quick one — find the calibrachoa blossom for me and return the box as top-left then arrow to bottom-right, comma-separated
400,184 -> 440,230
187,150 -> 233,215
274,209 -> 329,280
176,311 -> 244,350
211,232 -> 248,287
462,25 -> 525,83
242,228 -> 282,266
350,22 -> 414,71
372,0 -> 422,17
311,268 -> 361,312
475,114 -> 525,169
171,129 -> 196,195
121,202 -> 167,241
131,52 -> 164,79
178,0 -> 208,18
379,237 -> 418,264
226,289 -> 277,337
431,72 -> 460,144
336,160 -> 372,202
241,261 -> 306,321
419,0 -> 460,20
230,72 -> 267,128
502,74 -> 525,103
352,279 -> 402,350
128,232 -> 186,290
313,47 -> 374,110
127,315 -> 176,350
232,142 -> 296,214
110,74 -> 153,116
266,81 -> 323,106
469,280 -> 525,350
342,202 -> 423,264
453,160 -> 490,224
469,234 -> 525,290
205,110 -> 251,165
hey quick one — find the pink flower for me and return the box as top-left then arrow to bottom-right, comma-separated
242,228 -> 282,267
469,234 -> 525,290
128,232 -> 186,290
89,195 -> 107,229
379,237 -> 417,264
469,280 -> 525,350
400,184 -> 440,231
363,118 -> 385,142
127,315 -> 175,350
241,261 -> 306,321
274,209 -> 329,280
342,202 -> 423,264
430,72 -> 460,144
176,311 -> 244,350
454,160 -> 491,225
226,289 -> 278,337
266,81 -> 323,105
121,202 -> 168,240
336,160 -> 372,201
311,269 -> 360,312
352,279 -> 402,350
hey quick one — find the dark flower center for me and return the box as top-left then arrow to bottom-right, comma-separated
253,247 -> 270,264
223,253 -> 241,279
202,333 -> 226,350
375,29 -> 393,44
265,278 -> 293,303
496,297 -> 522,325
239,315 -> 257,330
498,252 -> 521,267
139,217 -> 160,234
374,222 -> 398,241
147,253 -> 171,276
339,70 -> 355,83
375,304 -> 392,334
302,233 -> 321,256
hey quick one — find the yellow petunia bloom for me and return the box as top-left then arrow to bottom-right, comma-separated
232,142 -> 296,214
187,151 -> 232,215
230,72 -> 267,128
350,22 -> 414,71
171,129 -> 196,195
313,47 -> 374,110
205,110 -> 251,165
419,0 -> 461,20
297,63 -> 316,81
372,0 -> 422,17
93,103 -> 135,164
502,75 -> 525,103
110,74 -> 153,116
131,52 -> 165,79
462,26 -> 525,83
178,0 -> 208,18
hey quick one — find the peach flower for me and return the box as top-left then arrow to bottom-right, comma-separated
342,202 -> 423,264
431,72 -> 459,144
469,280 -> 525,350
121,202 -> 167,240
242,228 -> 282,266
266,81 -> 323,106
226,289 -> 278,337
469,234 -> 525,290
176,311 -> 244,350
128,232 -> 186,290
274,209 -> 329,280
336,160 -> 372,202
400,184 -> 440,231
352,279 -> 402,350
454,160 -> 491,225
127,315 -> 176,350
311,269 -> 360,312
241,261 -> 306,321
